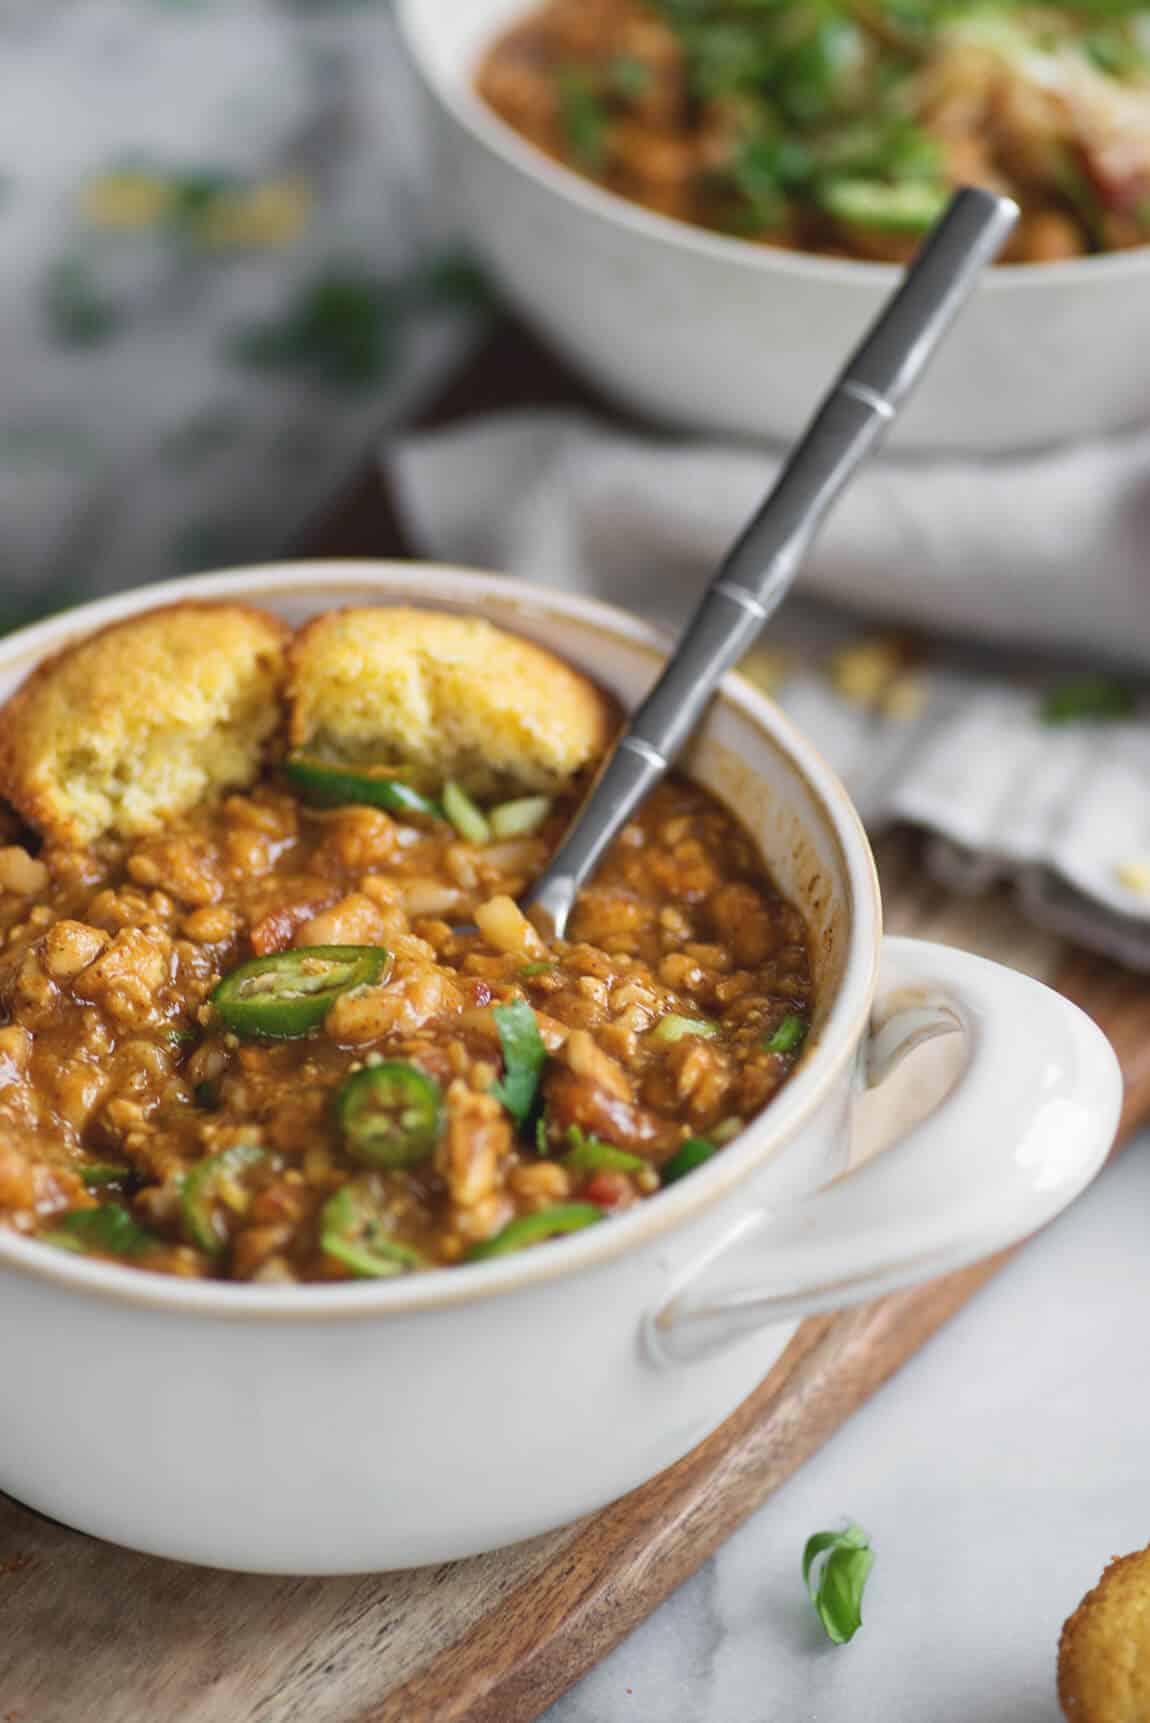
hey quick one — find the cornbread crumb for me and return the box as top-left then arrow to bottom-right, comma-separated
738,644 -> 793,696
288,606 -> 616,796
1059,1546 -> 1150,1721
827,637 -> 907,709
0,603 -> 288,845
1114,860 -> 1150,897
880,673 -> 929,722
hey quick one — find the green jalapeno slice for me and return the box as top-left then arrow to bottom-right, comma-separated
210,945 -> 389,1039
661,1137 -> 717,1185
337,1062 -> 443,1170
284,755 -> 443,821
181,1142 -> 270,1256
320,1180 -> 425,1278
465,1202 -> 604,1261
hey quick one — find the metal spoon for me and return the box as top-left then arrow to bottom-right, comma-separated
516,186 -> 1018,941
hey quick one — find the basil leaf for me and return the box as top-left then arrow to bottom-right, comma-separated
1040,675 -> 1135,725
491,999 -> 547,1126
802,1522 -> 873,1646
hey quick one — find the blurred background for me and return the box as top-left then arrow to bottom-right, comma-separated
5,0 -> 1150,958
0,0 -> 483,618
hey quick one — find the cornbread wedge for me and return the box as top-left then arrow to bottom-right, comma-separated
1059,1546 -> 1150,1721
287,607 -> 616,796
0,602 -> 288,845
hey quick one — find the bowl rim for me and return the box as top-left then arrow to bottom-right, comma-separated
0,559 -> 881,1320
395,0 -> 1150,293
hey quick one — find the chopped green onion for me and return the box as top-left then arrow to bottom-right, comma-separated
556,67 -> 608,171
79,1162 -> 134,1189
563,1126 -> 645,1175
819,178 -> 948,234
490,999 -> 547,1126
711,1117 -> 743,1145
535,1112 -> 550,1156
802,1522 -> 874,1646
651,1013 -> 719,1044
489,796 -> 551,839
466,1202 -> 604,1261
608,54 -> 652,98
443,780 -> 491,845
662,1137 -> 717,1185
1040,675 -> 1135,725
764,1014 -> 808,1055
519,961 -> 557,979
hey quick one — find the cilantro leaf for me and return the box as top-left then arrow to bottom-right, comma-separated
1040,675 -> 1136,725
490,999 -> 547,1126
802,1522 -> 874,1645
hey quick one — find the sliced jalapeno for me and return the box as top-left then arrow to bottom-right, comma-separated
181,1142 -> 270,1256
661,1137 -> 717,1185
320,1180 -> 425,1279
338,1062 -> 442,1170
563,1127 -> 644,1175
466,1202 -> 604,1261
41,1204 -> 156,1259
284,755 -> 443,821
210,945 -> 389,1039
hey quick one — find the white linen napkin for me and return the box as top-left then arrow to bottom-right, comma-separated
383,411 -> 1150,967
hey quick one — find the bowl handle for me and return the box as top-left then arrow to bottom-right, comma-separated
647,935 -> 1122,1366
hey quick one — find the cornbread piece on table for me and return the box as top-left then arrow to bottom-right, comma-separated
288,606 -> 617,796
1059,1545 -> 1150,1722
0,603 -> 288,846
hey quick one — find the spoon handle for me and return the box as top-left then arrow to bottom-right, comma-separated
524,187 -> 1018,939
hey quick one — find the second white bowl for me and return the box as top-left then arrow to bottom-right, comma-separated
398,0 -> 1150,455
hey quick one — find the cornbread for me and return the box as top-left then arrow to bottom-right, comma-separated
1059,1547 -> 1150,1722
288,607 -> 617,796
0,603 -> 288,846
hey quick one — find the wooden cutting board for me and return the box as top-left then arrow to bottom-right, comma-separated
3,326 -> 1149,1722
3,834 -> 1149,1723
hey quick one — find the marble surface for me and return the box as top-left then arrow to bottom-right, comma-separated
546,1128 -> 1150,1723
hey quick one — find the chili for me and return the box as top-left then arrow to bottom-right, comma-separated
210,945 -> 389,1039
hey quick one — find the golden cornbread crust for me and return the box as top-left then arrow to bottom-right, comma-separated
287,606 -> 617,795
0,602 -> 289,846
1059,1548 -> 1150,1722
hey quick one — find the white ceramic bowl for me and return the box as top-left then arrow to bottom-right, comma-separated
0,562 -> 1122,1574
398,0 -> 1150,454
